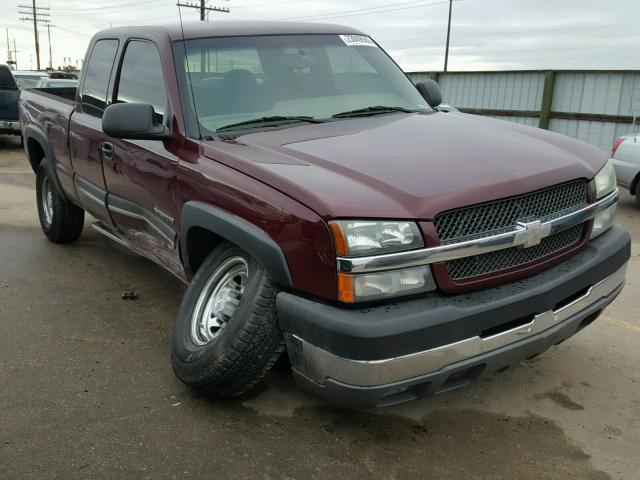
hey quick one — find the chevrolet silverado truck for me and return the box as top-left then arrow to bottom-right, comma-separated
19,22 -> 630,408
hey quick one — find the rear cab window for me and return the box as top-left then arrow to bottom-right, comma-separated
81,39 -> 119,118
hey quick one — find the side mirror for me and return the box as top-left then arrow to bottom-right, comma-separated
415,80 -> 442,109
102,103 -> 169,140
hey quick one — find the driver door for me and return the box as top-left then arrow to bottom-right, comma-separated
102,39 -> 182,274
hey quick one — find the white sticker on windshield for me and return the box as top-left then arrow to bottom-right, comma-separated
339,34 -> 377,47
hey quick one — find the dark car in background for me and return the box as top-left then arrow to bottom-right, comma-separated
0,65 -> 21,138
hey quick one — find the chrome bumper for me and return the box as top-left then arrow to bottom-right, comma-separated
0,120 -> 20,132
286,264 -> 626,388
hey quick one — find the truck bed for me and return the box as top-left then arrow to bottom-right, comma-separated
19,87 -> 78,200
24,87 -> 77,105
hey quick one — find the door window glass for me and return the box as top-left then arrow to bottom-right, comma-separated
81,39 -> 119,117
116,41 -> 167,121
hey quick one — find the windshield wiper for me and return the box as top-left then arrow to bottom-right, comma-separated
332,106 -> 421,119
216,116 -> 324,132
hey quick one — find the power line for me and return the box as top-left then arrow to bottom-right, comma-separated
379,23 -> 640,45
52,0 -> 163,12
280,0 -> 462,21
394,43 -> 640,57
283,0 -> 443,20
110,8 -> 205,25
52,24 -> 92,37
53,1 -> 171,16
233,0 -> 314,9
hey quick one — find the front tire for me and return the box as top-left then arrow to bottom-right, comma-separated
171,242 -> 284,397
36,161 -> 84,243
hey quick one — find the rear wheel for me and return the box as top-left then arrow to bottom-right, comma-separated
635,187 -> 640,206
36,161 -> 84,243
171,242 -> 284,397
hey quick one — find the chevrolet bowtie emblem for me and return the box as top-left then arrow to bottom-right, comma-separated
515,220 -> 552,248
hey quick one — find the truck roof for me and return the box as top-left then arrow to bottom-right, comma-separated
95,20 -> 363,42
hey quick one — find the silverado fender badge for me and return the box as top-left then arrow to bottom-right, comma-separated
515,220 -> 552,248
153,207 -> 175,225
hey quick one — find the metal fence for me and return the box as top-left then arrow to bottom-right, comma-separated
407,70 -> 640,154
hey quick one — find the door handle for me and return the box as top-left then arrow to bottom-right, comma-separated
101,142 -> 114,161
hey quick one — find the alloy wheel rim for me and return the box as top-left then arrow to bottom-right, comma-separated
190,256 -> 249,345
41,176 -> 53,226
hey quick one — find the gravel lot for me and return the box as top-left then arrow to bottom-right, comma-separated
1,134 -> 639,479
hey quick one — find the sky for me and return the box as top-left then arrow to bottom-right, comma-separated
1,0 -> 639,72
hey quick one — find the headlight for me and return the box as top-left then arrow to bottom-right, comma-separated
338,266 -> 436,303
590,204 -> 617,239
330,220 -> 434,302
594,159 -> 616,199
329,220 -> 424,257
590,160 -> 618,239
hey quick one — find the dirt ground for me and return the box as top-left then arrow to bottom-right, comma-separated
1,134 -> 638,479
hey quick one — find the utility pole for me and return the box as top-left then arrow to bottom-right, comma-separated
5,29 -> 13,67
176,1 -> 229,21
13,38 -> 18,70
443,0 -> 453,72
46,23 -> 52,69
18,1 -> 50,70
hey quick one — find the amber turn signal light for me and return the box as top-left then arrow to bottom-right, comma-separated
337,273 -> 355,303
329,222 -> 349,256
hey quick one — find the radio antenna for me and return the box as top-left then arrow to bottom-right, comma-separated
178,4 -> 203,140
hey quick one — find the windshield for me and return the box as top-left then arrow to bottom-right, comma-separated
173,34 -> 430,135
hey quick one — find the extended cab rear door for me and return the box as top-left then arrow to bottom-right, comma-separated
101,39 -> 181,267
69,39 -> 119,223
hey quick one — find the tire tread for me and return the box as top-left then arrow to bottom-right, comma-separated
36,162 -> 84,243
172,244 -> 284,397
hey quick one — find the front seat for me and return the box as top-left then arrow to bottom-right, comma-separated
220,69 -> 260,114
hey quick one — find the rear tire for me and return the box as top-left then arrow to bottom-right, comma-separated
36,161 -> 84,243
171,242 -> 284,397
635,187 -> 640,207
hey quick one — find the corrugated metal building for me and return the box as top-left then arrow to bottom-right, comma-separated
407,70 -> 640,154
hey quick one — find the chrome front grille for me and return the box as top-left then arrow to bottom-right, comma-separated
447,224 -> 584,280
434,180 -> 588,281
434,180 -> 588,244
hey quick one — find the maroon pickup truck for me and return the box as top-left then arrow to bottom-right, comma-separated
19,22 -> 629,408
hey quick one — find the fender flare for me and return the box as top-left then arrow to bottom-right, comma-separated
180,201 -> 293,288
23,124 -> 68,202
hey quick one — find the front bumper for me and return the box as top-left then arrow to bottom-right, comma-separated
0,120 -> 21,135
277,226 -> 630,408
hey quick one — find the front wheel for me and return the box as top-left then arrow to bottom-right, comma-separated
36,161 -> 84,243
171,242 -> 284,397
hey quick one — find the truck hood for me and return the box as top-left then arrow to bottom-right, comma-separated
201,112 -> 607,219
